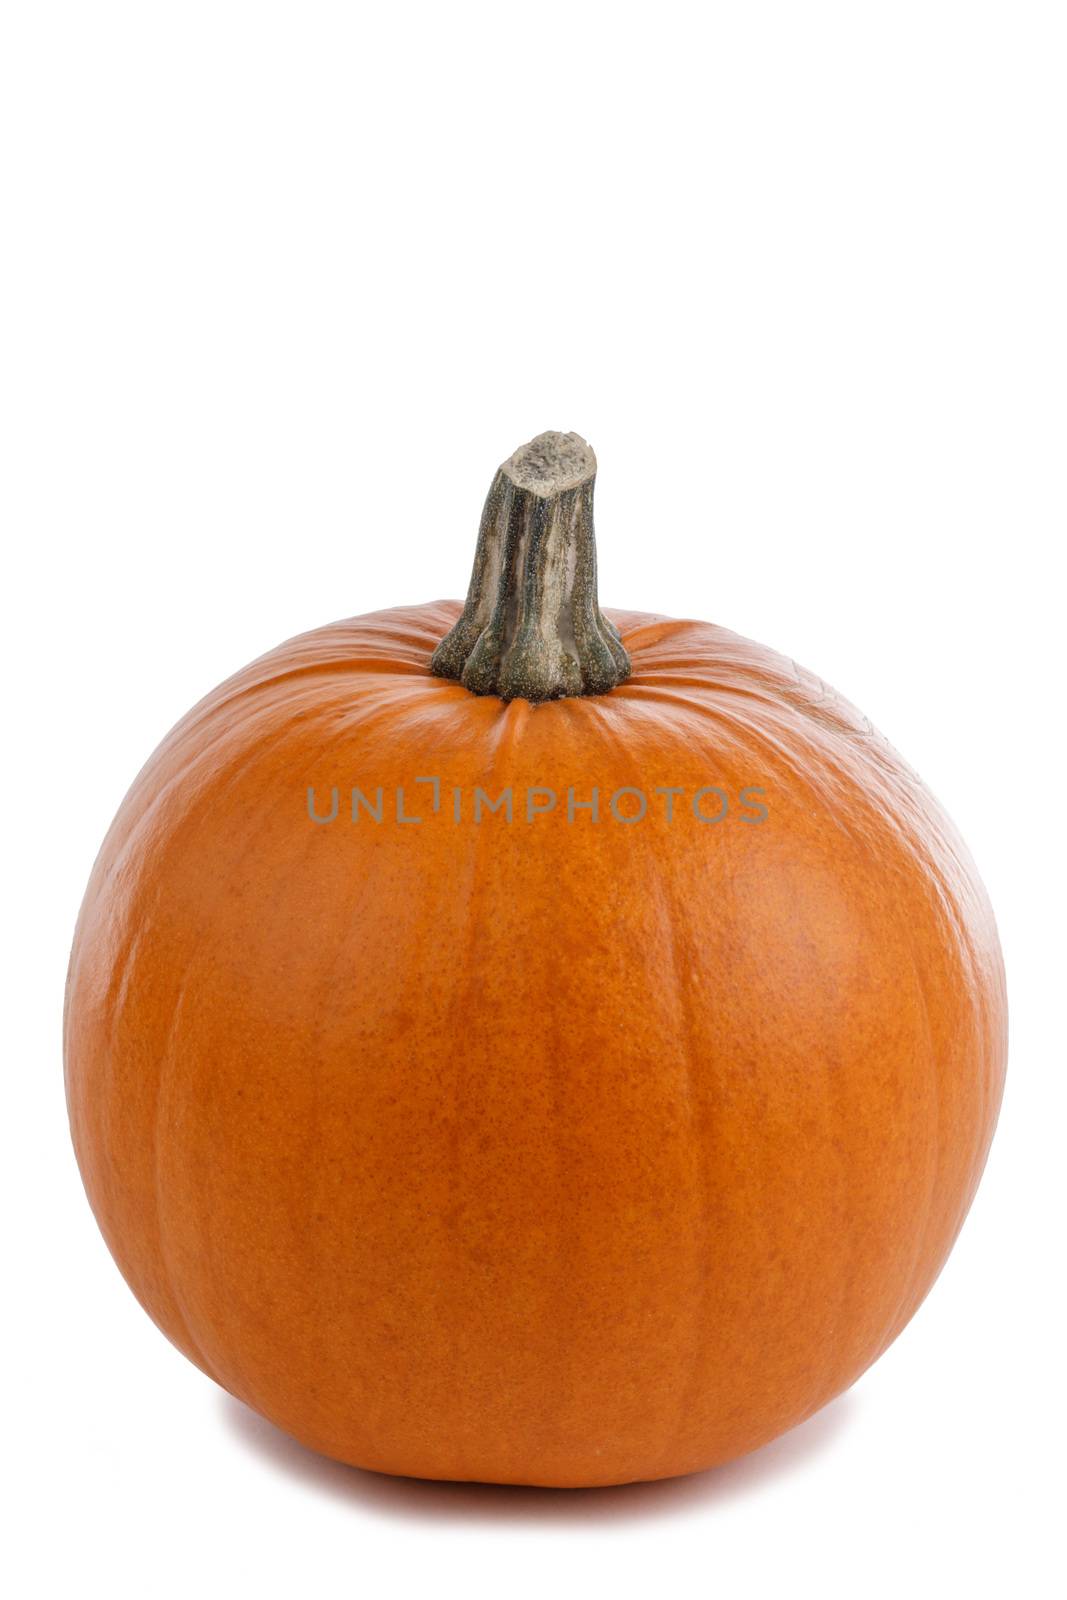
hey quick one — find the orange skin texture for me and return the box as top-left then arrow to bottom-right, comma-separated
65,602 -> 1007,1487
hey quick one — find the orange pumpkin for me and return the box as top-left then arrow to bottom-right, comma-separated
65,432 -> 1006,1487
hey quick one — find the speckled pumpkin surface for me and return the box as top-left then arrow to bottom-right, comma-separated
65,436 -> 1006,1487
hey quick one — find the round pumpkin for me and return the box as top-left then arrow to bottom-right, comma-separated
65,432 -> 1006,1487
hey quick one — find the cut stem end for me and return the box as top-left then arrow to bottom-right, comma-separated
430,431 -> 630,704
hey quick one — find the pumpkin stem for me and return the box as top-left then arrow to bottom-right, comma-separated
430,431 -> 631,703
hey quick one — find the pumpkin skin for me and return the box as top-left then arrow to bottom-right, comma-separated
65,599 -> 1006,1488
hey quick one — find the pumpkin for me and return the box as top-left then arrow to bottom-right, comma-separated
65,431 -> 1006,1488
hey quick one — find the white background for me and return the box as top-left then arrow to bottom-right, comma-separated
2,4 -> 1065,1596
